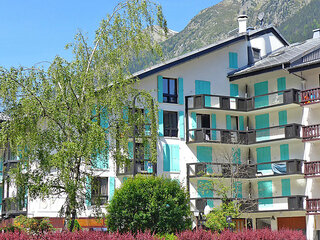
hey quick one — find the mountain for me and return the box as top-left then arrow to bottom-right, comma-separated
132,0 -> 320,72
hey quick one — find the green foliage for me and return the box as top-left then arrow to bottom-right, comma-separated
0,0 -> 166,232
106,175 -> 192,234
157,233 -> 178,240
67,219 -> 82,232
14,215 -> 55,234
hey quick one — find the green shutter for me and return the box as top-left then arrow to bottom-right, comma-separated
280,144 -> 289,160
239,116 -> 244,131
158,110 -> 164,136
195,80 -> 211,107
144,142 -> 150,160
123,106 -> 129,121
277,77 -> 286,94
145,108 -> 151,136
211,114 -> 217,140
191,112 -> 197,139
109,177 -> 115,200
258,180 -> 273,207
100,107 -> 108,130
170,144 -> 180,172
157,75 -> 163,103
229,52 -> 238,69
128,142 -> 133,159
86,177 -> 91,207
226,115 -> 232,130
230,84 -> 239,97
257,146 -> 271,171
278,110 -> 287,126
234,181 -> 242,198
197,146 -> 212,162
179,111 -> 185,139
163,144 -> 170,172
254,81 -> 269,108
178,77 -> 184,104
281,179 -> 291,196
255,113 -> 270,141
198,180 -> 214,207
232,148 -> 241,164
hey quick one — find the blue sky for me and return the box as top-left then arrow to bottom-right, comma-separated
0,0 -> 222,68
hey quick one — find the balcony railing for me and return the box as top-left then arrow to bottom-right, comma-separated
304,161 -> 320,178
300,87 -> 320,105
186,89 -> 300,112
187,124 -> 301,144
117,160 -> 156,175
306,198 -> 320,215
2,197 -> 27,217
302,124 -> 320,141
190,196 -> 305,213
187,160 -> 304,179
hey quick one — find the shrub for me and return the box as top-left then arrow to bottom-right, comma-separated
106,175 -> 192,234
14,215 -> 54,234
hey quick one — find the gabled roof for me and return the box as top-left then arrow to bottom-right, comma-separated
228,37 -> 320,81
134,26 -> 288,80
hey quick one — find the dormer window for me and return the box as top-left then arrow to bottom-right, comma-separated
252,48 -> 261,61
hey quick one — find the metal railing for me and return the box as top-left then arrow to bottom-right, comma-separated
306,198 -> 320,215
300,87 -> 320,105
304,161 -> 320,178
2,197 -> 27,217
186,89 -> 300,112
302,124 -> 320,141
187,124 -> 301,144
117,160 -> 156,175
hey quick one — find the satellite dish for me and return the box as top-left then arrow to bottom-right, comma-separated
258,12 -> 265,21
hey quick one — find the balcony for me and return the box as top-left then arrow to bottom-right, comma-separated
191,196 -> 305,213
187,160 -> 303,179
304,161 -> 320,178
2,197 -> 27,218
306,198 -> 320,215
187,124 -> 301,145
117,161 -> 156,176
300,87 -> 320,106
302,124 -> 320,142
186,89 -> 300,112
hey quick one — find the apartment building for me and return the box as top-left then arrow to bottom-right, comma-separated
2,16 -> 320,239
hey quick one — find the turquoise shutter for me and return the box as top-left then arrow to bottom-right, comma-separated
163,144 -> 170,172
258,180 -> 273,207
170,144 -> 180,172
92,106 -> 98,123
0,187 -> 2,212
178,77 -> 184,104
232,148 -> 241,164
281,179 -> 291,196
145,108 -> 151,136
195,80 -> 211,107
277,77 -> 286,94
158,110 -> 164,136
278,110 -> 287,126
255,113 -> 270,141
239,116 -> 244,131
226,115 -> 232,130
280,144 -> 289,160
100,107 -> 108,130
198,180 -> 214,207
179,111 -> 185,139
197,146 -> 212,174
257,146 -> 271,171
123,177 -> 128,183
144,142 -> 150,160
234,181 -> 242,198
229,52 -> 238,69
191,112 -> 197,139
109,177 -> 115,200
254,81 -> 269,108
86,177 -> 91,207
211,114 -> 217,140
157,75 -> 163,103
123,106 -> 129,121
230,84 -> 239,97
128,142 -> 133,159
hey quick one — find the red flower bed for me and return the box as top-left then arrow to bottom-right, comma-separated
0,228 -> 306,240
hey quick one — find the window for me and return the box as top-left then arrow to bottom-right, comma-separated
252,48 -> 261,61
91,177 -> 108,205
163,78 -> 177,103
164,111 -> 178,137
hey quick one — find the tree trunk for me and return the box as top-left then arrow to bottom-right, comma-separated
69,209 -> 77,231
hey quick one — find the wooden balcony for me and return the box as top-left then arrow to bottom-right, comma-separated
305,161 -> 320,178
302,124 -> 320,141
306,198 -> 320,215
2,197 -> 27,218
117,160 -> 156,176
186,89 -> 300,112
187,124 -> 301,145
300,87 -> 320,105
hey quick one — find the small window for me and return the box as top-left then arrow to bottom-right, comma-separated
91,177 -> 108,206
164,111 -> 178,137
252,48 -> 261,61
163,78 -> 177,103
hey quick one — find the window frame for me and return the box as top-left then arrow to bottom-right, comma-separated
91,177 -> 108,206
163,77 -> 178,104
163,111 -> 178,137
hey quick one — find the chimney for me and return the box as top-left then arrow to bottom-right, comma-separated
313,29 -> 320,39
238,15 -> 248,34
